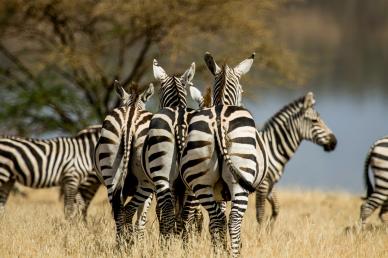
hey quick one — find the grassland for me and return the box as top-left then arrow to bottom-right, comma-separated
0,187 -> 387,258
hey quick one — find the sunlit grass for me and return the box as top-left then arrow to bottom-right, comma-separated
0,187 -> 387,257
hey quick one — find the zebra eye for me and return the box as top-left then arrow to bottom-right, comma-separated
311,118 -> 318,122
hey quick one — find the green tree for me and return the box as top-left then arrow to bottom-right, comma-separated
0,0 -> 300,135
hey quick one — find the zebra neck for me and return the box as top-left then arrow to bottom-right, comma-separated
213,91 -> 237,106
261,119 -> 302,166
160,77 -> 187,108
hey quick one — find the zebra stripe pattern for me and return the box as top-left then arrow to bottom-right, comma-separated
141,60 -> 196,237
0,125 -> 101,219
180,53 -> 267,256
204,51 -> 255,106
360,136 -> 388,225
94,81 -> 154,242
255,92 -> 337,227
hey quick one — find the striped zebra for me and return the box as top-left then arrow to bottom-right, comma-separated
58,172 -> 101,220
141,60 -> 198,238
360,136 -> 388,226
180,52 -> 268,256
94,81 -> 155,242
0,125 -> 101,219
255,92 -> 337,227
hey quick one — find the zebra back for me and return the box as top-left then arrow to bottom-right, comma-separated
0,125 -> 100,188
94,82 -> 154,202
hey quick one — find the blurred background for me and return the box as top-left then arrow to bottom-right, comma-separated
0,0 -> 387,193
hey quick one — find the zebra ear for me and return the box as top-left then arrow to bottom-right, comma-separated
114,80 -> 129,100
153,59 -> 168,81
304,92 -> 316,108
181,62 -> 195,86
189,86 -> 203,106
204,52 -> 221,75
141,83 -> 154,102
234,52 -> 255,77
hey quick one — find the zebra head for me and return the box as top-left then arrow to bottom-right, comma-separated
115,80 -> 154,109
204,52 -> 255,106
299,92 -> 337,152
153,59 -> 195,108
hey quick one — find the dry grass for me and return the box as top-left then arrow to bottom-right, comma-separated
1,187 -> 387,258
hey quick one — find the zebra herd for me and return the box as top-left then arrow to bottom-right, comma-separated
0,52 -> 387,255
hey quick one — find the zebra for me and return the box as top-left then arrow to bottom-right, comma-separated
255,92 -> 337,228
94,81 -> 155,242
58,172 -> 101,220
180,52 -> 268,256
0,125 -> 101,219
141,60 -> 199,238
360,136 -> 388,226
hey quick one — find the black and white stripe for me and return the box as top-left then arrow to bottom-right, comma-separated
180,53 -> 267,256
360,136 -> 388,225
141,60 -> 198,237
255,92 -> 337,227
0,125 -> 101,219
94,81 -> 154,242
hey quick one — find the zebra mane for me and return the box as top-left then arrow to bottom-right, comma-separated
202,85 -> 212,107
213,64 -> 227,104
76,125 -> 101,136
128,82 -> 142,95
160,75 -> 187,108
0,134 -> 30,140
262,95 -> 306,130
0,126 -> 101,142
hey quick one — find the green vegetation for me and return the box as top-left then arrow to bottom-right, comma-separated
0,0 -> 299,135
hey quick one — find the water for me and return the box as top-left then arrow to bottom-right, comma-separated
245,87 -> 388,194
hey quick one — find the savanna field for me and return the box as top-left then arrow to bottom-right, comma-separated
1,187 -> 387,258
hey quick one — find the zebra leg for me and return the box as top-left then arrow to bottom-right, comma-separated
193,204 -> 204,234
229,190 -> 249,257
155,201 -> 161,225
181,193 -> 201,243
77,181 -> 100,221
218,201 -> 227,213
197,188 -> 227,251
0,179 -> 16,214
134,190 -> 154,241
61,175 -> 80,220
173,189 -> 183,235
122,203 -> 136,244
155,185 -> 176,238
74,192 -> 86,218
379,200 -> 388,224
268,188 -> 280,227
111,194 -> 126,246
122,187 -> 154,245
360,192 -> 388,227
255,181 -> 269,226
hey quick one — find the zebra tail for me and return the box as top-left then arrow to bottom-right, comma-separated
112,109 -> 135,203
215,121 -> 256,193
363,146 -> 374,199
93,143 -> 105,185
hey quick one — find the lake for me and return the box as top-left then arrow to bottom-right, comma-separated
245,86 -> 388,194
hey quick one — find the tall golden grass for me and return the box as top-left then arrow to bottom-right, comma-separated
0,187 -> 387,257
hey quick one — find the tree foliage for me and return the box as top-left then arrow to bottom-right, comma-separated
0,0 -> 300,135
